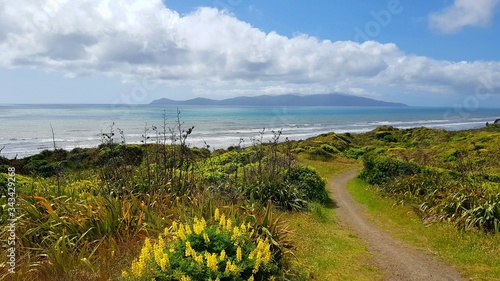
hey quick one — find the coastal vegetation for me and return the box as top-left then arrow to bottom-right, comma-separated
1,119 -> 499,280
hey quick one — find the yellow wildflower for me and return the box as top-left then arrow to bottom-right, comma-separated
240,222 -> 247,233
236,246 -> 242,261
214,208 -> 220,220
131,238 -> 152,276
154,236 -> 167,269
219,214 -> 226,228
159,253 -> 170,271
193,217 -> 207,235
185,241 -> 194,257
220,249 -> 226,261
185,223 -> 193,235
177,224 -> 187,240
248,275 -> 254,281
205,252 -> 218,271
231,226 -> 241,241
203,232 -> 210,243
195,253 -> 204,264
224,260 -> 239,274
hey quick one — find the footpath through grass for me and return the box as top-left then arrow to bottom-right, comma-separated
348,178 -> 500,280
284,157 -> 382,280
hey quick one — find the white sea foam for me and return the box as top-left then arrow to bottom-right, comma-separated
1,105 -> 498,159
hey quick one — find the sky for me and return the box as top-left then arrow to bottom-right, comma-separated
1,0 -> 500,107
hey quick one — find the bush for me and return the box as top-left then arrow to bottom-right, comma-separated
359,155 -> 420,185
288,166 -> 328,204
122,209 -> 280,281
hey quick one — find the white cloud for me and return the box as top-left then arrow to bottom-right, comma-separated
429,0 -> 500,33
0,0 -> 499,101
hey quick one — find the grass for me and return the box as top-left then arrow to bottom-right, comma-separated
348,177 -> 500,280
284,156 -> 382,280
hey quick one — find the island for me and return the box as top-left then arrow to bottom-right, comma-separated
150,93 -> 408,107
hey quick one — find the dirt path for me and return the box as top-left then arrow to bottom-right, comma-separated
330,170 -> 466,281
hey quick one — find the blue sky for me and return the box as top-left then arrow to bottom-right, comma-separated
1,0 -> 500,106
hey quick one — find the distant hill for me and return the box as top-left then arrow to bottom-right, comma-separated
149,93 -> 408,107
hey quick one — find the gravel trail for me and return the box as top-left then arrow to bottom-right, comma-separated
330,170 -> 466,281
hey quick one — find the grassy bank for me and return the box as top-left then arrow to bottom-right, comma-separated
348,178 -> 500,280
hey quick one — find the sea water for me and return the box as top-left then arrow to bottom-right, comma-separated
0,104 -> 498,159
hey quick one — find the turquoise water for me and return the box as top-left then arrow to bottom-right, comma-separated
0,104 -> 499,159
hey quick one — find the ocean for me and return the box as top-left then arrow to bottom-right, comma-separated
0,104 -> 499,159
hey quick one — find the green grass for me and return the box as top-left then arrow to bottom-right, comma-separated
348,178 -> 500,280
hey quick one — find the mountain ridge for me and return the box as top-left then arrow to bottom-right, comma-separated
149,93 -> 408,107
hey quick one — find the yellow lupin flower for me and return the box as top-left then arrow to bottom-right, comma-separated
224,260 -> 239,274
225,218 -> 232,231
205,252 -> 218,271
220,249 -> 226,261
143,238 -> 152,254
154,237 -> 164,265
236,246 -> 242,261
193,217 -> 207,235
195,253 -> 204,264
185,241 -> 194,257
185,223 -> 193,235
231,226 -> 241,241
177,224 -> 187,240
172,221 -> 178,231
214,208 -> 220,220
130,237 -> 153,276
219,214 -> 226,228
248,275 -> 254,281
160,253 -> 170,271
203,232 -> 210,243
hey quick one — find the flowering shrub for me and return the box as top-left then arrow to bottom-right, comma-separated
122,209 -> 279,280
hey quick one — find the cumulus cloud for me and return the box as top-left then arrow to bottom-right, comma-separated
0,0 -> 499,100
429,0 -> 500,33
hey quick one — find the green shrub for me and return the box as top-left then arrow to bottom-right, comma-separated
122,209 -> 280,281
359,155 -> 420,185
345,148 -> 365,159
287,166 -> 327,204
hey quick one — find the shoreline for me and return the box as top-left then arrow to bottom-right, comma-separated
2,123 -> 497,160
